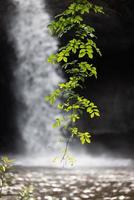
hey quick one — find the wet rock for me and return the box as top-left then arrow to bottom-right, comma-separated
119,195 -> 126,200
80,194 -> 89,198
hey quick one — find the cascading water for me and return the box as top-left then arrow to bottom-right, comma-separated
11,0 -> 63,157
9,0 -> 132,167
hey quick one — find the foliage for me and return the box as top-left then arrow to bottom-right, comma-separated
17,185 -> 36,200
46,0 -> 104,151
0,156 -> 36,200
0,156 -> 14,197
53,148 -> 76,166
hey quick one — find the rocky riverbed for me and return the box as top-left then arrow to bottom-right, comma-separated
1,166 -> 134,200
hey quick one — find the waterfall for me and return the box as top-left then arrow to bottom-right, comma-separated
8,0 -> 133,167
11,0 -> 63,156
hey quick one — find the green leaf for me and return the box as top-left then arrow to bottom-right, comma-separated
57,56 -> 63,62
79,52 -> 86,58
48,54 -> 57,64
87,52 -> 93,59
72,48 -> 77,53
87,107 -> 93,113
79,49 -> 86,53
80,45 -> 85,49
86,137 -> 91,143
80,136 -> 85,144
95,112 -> 100,117
57,103 -> 64,109
53,118 -> 61,128
71,127 -> 78,136
90,113 -> 95,118
63,57 -> 68,62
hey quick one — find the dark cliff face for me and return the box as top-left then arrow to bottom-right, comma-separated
0,0 -> 22,153
45,0 -> 134,157
45,0 -> 134,50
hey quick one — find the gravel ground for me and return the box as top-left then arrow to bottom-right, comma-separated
1,167 -> 134,200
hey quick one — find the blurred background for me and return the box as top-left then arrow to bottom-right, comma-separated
0,0 -> 134,160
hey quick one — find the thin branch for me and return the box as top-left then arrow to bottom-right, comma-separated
61,135 -> 73,165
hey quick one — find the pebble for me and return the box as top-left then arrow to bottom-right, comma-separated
119,196 -> 125,200
52,188 -> 63,192
72,197 -> 81,200
113,189 -> 118,193
26,173 -> 33,178
39,182 -> 46,187
111,197 -> 118,200
89,193 -> 95,197
80,194 -> 89,198
40,188 -> 48,193
83,189 -> 91,193
61,197 -> 67,200
44,196 -> 53,200
37,197 -> 41,200
51,183 -> 60,188
96,186 -> 102,192
17,177 -> 24,182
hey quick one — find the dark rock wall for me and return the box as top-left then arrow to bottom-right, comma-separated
0,0 -> 21,153
45,0 -> 134,157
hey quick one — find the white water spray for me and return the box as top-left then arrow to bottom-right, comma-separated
10,0 -> 132,167
11,0 -> 62,155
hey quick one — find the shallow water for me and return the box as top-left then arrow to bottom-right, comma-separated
2,166 -> 134,199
